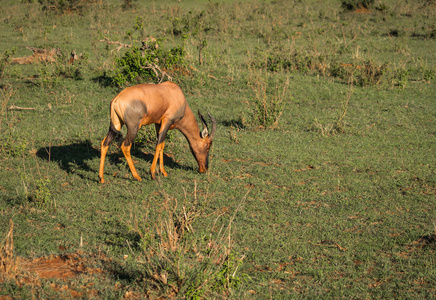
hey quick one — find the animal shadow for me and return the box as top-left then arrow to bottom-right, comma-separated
36,140 -> 99,180
36,140 -> 186,181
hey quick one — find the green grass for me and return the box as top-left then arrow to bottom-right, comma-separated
0,0 -> 435,298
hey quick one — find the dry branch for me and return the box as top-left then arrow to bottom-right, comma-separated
99,37 -> 132,52
140,63 -> 172,83
8,105 -> 36,111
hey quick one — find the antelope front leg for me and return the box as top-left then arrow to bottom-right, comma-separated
150,142 -> 168,180
150,142 -> 165,180
151,120 -> 172,179
159,141 -> 168,177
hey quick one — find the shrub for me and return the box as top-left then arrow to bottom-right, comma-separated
356,59 -> 388,86
32,178 -> 52,207
252,44 -> 334,78
245,70 -> 289,128
395,67 -> 409,89
110,38 -> 186,87
329,58 -> 389,87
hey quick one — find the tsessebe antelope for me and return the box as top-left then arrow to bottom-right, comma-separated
98,81 -> 216,183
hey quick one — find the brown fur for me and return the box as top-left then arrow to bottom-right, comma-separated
99,81 -> 216,183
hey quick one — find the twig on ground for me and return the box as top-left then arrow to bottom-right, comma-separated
310,240 -> 348,252
8,105 -> 36,111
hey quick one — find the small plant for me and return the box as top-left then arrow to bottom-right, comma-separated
189,11 -> 209,65
125,17 -> 146,42
416,59 -> 435,82
1,135 -> 28,158
423,67 -> 435,81
32,178 -> 52,207
212,252 -> 246,293
356,59 -> 388,87
396,67 -> 409,89
0,50 -> 14,79
313,82 -> 353,136
36,64 -> 60,88
246,70 -> 289,128
137,187 -> 248,298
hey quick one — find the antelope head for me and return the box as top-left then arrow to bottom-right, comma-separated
196,110 -> 217,173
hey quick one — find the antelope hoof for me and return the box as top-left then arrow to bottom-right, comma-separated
161,170 -> 168,177
134,176 -> 142,182
99,178 -> 105,184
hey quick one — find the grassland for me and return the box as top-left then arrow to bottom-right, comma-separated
0,0 -> 435,298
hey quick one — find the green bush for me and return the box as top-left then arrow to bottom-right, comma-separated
111,39 -> 186,87
32,178 -> 52,207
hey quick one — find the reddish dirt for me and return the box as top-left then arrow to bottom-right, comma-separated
353,7 -> 371,14
4,252 -> 106,298
17,253 -> 89,279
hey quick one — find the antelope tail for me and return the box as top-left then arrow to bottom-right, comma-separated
104,121 -> 124,146
103,102 -> 124,146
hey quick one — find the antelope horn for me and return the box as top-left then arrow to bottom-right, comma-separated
207,112 -> 216,141
198,110 -> 217,140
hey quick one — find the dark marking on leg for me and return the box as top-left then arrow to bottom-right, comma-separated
157,121 -> 173,145
123,124 -> 140,147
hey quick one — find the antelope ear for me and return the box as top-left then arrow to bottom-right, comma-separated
201,127 -> 209,139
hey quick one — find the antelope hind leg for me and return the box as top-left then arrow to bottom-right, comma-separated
99,138 -> 109,183
121,142 -> 142,181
